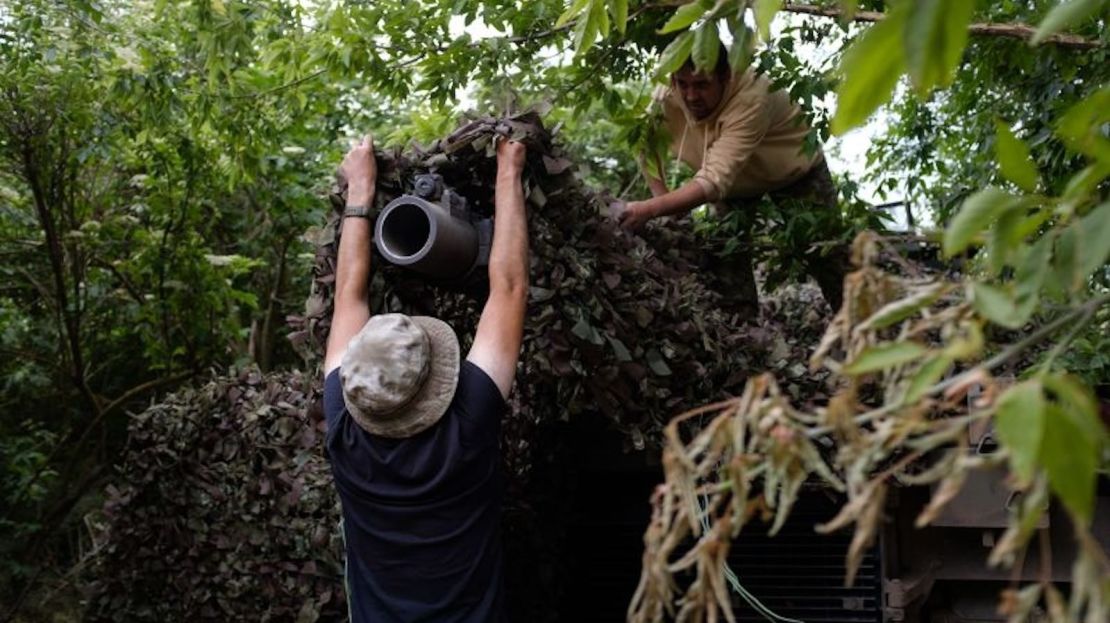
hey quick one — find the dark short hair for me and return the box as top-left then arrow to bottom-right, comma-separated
678,43 -> 731,79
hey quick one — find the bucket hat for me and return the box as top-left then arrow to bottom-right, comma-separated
339,313 -> 460,438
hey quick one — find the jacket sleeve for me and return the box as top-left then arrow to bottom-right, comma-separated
693,90 -> 773,201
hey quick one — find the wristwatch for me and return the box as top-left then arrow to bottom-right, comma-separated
343,204 -> 372,219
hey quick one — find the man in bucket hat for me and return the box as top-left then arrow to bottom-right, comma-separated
322,134 -> 529,622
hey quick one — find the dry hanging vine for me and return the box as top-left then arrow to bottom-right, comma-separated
629,232 -> 1109,623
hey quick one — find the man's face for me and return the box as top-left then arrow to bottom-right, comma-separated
672,66 -> 727,120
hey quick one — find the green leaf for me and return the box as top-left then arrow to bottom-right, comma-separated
1042,373 -> 1106,444
556,0 -> 592,28
994,120 -> 1039,193
704,0 -> 741,21
1031,0 -> 1107,45
1012,233 -> 1053,321
839,0 -> 859,20
904,354 -> 952,403
844,341 -> 927,375
831,3 -> 908,134
754,0 -> 783,41
1052,202 -> 1110,293
1056,85 -> 1110,163
655,30 -> 695,78
904,0 -> 975,93
1075,201 -> 1110,282
646,349 -> 672,376
994,380 -> 1046,487
942,322 -> 984,361
943,188 -> 1026,257
691,22 -> 720,73
727,17 -> 753,72
1062,163 -> 1110,203
1051,224 -> 1082,295
1016,481 -> 1047,553
594,0 -> 611,38
573,0 -> 602,57
971,282 -> 1024,329
1041,403 -> 1098,522
610,0 -> 628,34
659,0 -> 711,34
987,207 -> 1050,275
987,209 -> 1024,275
570,315 -> 605,345
858,283 -> 947,331
607,335 -> 632,362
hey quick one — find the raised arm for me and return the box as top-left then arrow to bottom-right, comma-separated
466,138 -> 529,399
324,136 -> 377,377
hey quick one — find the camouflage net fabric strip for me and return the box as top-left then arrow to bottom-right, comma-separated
82,369 -> 344,622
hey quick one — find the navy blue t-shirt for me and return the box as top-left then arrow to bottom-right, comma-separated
324,361 -> 507,623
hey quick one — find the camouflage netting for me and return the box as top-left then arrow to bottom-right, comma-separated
84,113 -> 837,621
82,369 -> 344,622
289,111 -> 834,465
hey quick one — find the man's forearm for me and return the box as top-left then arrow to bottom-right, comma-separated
642,180 -> 708,219
490,165 -> 529,293
334,182 -> 374,303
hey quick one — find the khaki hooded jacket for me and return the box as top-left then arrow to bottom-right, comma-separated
656,69 -> 823,202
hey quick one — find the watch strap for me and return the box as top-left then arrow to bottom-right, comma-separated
343,204 -> 371,218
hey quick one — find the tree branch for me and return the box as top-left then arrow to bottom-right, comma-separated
231,68 -> 326,100
90,257 -> 145,305
99,371 -> 193,417
782,3 -> 1103,50
808,293 -> 1110,438
1,371 -> 193,522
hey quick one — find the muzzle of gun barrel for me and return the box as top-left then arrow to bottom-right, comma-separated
373,195 -> 480,281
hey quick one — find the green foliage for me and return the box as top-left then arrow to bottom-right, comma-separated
901,0 -> 1110,543
831,3 -> 910,134
943,188 -> 1029,256
866,2 -> 1108,219
994,380 -> 1047,486
995,120 -> 1041,192
1034,374 -> 1105,524
905,0 -> 975,94
1033,0 -> 1109,45
0,0 -> 357,607
658,0 -> 711,35
831,0 -> 981,134
1059,305 -> 1110,387
694,179 -> 883,296
1023,371 -> 1105,523
557,0 -> 630,39
754,0 -> 784,41
656,31 -> 697,77
903,354 -> 953,403
0,420 -> 59,577
843,340 -> 927,375
691,21 -> 721,74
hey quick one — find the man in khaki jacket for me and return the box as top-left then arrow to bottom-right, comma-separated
617,52 -> 849,313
